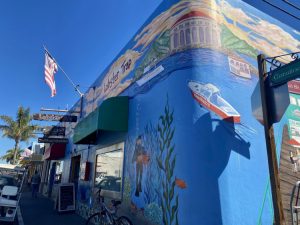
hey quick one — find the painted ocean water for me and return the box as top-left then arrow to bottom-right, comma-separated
123,48 -> 272,224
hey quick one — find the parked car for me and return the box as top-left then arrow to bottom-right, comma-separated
98,176 -> 121,192
95,172 -> 107,185
0,175 -> 19,223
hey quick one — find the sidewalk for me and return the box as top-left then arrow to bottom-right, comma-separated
19,190 -> 86,225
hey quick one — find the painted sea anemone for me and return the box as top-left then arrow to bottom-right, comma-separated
144,203 -> 163,225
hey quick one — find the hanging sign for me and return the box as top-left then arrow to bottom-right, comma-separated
36,126 -> 52,132
33,114 -> 77,122
38,137 -> 68,144
44,126 -> 66,136
251,77 -> 290,125
265,76 -> 290,124
269,59 -> 300,87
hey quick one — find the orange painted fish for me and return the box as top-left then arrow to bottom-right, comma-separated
175,177 -> 187,189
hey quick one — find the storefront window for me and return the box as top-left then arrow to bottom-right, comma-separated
94,142 -> 124,199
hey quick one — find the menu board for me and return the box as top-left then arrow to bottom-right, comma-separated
58,183 -> 75,212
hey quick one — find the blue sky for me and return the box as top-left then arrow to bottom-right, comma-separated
0,0 -> 299,158
0,0 -> 162,156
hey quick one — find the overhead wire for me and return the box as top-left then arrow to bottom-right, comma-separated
262,0 -> 300,20
282,0 -> 300,11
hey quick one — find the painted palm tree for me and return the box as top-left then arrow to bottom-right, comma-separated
0,106 -> 37,164
1,148 -> 24,164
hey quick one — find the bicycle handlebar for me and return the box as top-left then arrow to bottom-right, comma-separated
96,187 -> 122,207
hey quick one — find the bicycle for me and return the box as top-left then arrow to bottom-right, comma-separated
85,188 -> 133,225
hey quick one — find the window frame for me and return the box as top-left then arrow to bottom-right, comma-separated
94,142 -> 125,200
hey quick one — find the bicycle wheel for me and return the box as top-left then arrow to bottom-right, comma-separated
116,216 -> 133,225
86,212 -> 103,225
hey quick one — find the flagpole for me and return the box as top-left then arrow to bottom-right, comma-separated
43,45 -> 84,97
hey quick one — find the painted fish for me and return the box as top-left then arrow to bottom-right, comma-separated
175,177 -> 187,189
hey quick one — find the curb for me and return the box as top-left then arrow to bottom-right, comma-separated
17,206 -> 24,225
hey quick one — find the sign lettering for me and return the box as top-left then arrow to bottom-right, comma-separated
38,137 -> 68,144
270,59 -> 300,87
103,58 -> 132,94
44,126 -> 66,136
33,114 -> 77,122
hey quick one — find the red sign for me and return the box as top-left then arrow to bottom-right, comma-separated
288,80 -> 300,94
43,143 -> 66,160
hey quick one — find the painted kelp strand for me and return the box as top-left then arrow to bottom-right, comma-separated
143,123 -> 162,205
157,97 -> 179,225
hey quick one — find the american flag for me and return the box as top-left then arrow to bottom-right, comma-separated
44,52 -> 58,97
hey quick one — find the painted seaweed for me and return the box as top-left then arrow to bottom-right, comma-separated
125,136 -> 136,186
157,98 -> 179,225
143,123 -> 163,205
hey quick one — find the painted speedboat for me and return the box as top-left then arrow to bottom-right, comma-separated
228,56 -> 251,79
188,81 -> 241,123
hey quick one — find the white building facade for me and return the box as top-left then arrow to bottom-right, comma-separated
170,11 -> 222,53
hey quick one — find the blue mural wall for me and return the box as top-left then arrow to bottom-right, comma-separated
61,0 -> 300,224
122,60 -> 266,225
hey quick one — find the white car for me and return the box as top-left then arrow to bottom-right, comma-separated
0,185 -> 19,223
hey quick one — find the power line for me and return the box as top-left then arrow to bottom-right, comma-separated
262,0 -> 300,20
282,0 -> 300,11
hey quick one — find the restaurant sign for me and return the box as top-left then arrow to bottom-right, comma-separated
44,126 -> 66,136
33,114 -> 77,122
38,137 -> 68,144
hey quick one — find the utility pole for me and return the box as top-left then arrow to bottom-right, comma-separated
257,54 -> 285,225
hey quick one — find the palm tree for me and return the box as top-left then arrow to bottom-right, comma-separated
1,148 -> 24,164
0,106 -> 37,164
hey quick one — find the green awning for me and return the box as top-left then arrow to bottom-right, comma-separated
73,96 -> 129,144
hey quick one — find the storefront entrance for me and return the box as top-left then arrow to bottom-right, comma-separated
70,155 -> 81,197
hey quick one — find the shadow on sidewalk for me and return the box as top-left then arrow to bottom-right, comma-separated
19,190 -> 86,225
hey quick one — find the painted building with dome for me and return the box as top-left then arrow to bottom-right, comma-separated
170,11 -> 221,53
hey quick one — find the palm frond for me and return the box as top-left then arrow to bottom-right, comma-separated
0,106 -> 37,164
0,115 -> 14,126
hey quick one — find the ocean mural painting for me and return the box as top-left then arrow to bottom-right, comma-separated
59,0 -> 300,224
